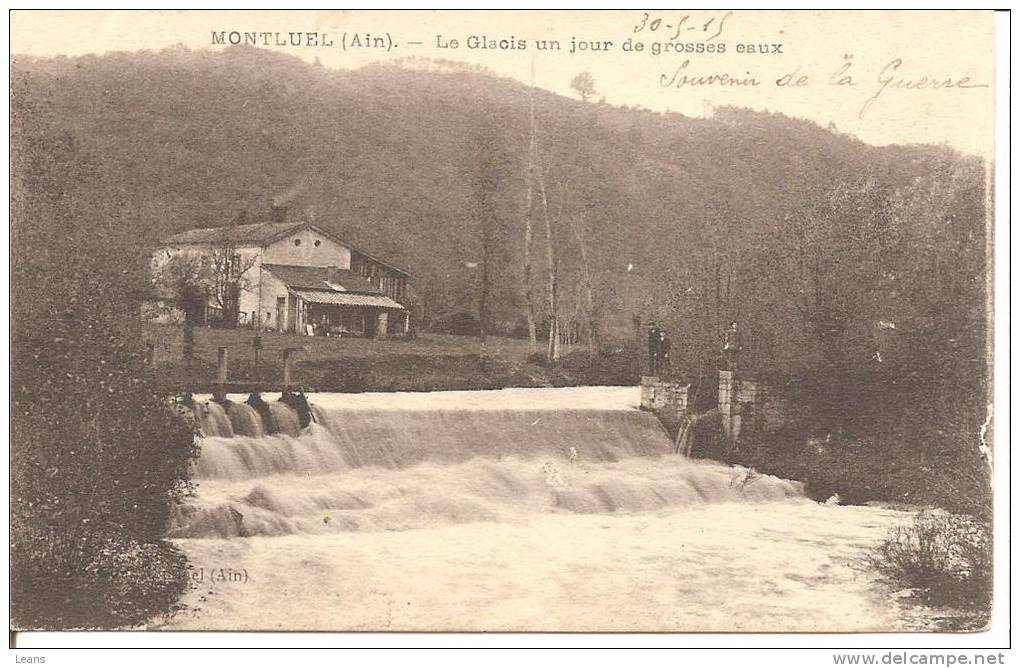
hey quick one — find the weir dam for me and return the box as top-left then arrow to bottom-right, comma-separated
164,386 -> 919,632
173,387 -> 803,538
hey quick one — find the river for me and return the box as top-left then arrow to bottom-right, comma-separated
158,386 -> 927,632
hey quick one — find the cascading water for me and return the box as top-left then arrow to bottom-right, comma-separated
194,400 -> 234,438
172,389 -> 804,539
268,402 -> 302,436
164,387 -> 920,632
226,402 -> 264,439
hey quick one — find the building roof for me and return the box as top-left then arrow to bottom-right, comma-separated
159,220 -> 411,277
292,289 -> 406,310
263,264 -> 382,294
160,221 -> 299,246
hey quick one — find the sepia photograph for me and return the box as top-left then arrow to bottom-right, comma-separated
7,7 -> 1007,649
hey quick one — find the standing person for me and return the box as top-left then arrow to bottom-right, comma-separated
647,323 -> 660,376
659,330 -> 672,379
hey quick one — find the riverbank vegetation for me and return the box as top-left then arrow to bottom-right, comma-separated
11,118 -> 199,629
870,510 -> 992,629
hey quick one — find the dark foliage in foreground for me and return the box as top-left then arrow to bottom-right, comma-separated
11,106 -> 199,629
10,530 -> 191,630
870,511 -> 992,626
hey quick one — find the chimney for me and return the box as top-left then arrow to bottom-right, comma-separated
326,265 -> 339,284
270,204 -> 287,224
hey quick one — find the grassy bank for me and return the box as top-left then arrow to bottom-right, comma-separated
144,324 -> 642,391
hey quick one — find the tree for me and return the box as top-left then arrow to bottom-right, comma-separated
151,252 -> 213,361
536,170 -> 566,361
152,222 -> 258,331
468,120 -> 512,345
10,119 -> 198,628
521,60 -> 539,352
209,224 -> 259,328
153,253 -> 213,317
570,71 -> 597,103
566,211 -> 598,358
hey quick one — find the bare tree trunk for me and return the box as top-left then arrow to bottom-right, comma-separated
472,128 -> 504,349
522,59 -> 538,352
479,221 -> 490,346
568,215 -> 598,359
537,171 -> 560,362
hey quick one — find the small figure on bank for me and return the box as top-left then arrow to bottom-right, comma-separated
659,331 -> 672,379
723,320 -> 741,372
647,323 -> 661,376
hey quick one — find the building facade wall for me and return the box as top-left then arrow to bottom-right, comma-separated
262,228 -> 352,268
251,267 -> 292,332
351,251 -> 408,302
151,227 -> 409,333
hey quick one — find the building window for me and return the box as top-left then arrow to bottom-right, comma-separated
293,238 -> 301,246
314,240 -> 322,247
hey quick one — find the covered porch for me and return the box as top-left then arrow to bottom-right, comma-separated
291,288 -> 409,338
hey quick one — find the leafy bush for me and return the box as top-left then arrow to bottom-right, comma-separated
11,115 -> 199,629
11,312 -> 199,629
870,510 -> 992,613
11,528 -> 190,629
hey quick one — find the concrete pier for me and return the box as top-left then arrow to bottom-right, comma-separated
640,376 -> 690,416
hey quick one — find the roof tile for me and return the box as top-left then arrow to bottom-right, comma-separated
292,289 -> 406,310
263,263 -> 382,294
158,220 -> 411,277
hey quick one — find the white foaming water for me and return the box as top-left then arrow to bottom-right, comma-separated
173,453 -> 804,538
225,402 -> 264,439
179,388 -> 800,538
195,401 -> 234,438
166,387 -> 919,632
268,402 -> 301,436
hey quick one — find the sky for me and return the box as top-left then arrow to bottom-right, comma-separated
10,10 -> 997,157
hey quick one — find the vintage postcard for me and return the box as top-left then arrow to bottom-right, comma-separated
8,9 -> 1003,641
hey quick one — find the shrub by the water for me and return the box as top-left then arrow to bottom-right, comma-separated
11,528 -> 190,629
11,121 -> 200,629
870,510 -> 992,621
10,316 -> 200,629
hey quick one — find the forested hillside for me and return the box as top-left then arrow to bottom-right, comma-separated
11,46 -> 987,383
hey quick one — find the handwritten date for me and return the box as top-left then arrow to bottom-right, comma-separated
633,11 -> 732,42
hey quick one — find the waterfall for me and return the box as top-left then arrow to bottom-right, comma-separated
197,401 -> 234,438
174,390 -> 806,540
269,402 -> 302,436
191,403 -> 671,478
227,402 -> 265,438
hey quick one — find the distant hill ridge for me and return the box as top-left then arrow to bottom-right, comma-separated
11,45 -> 975,334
